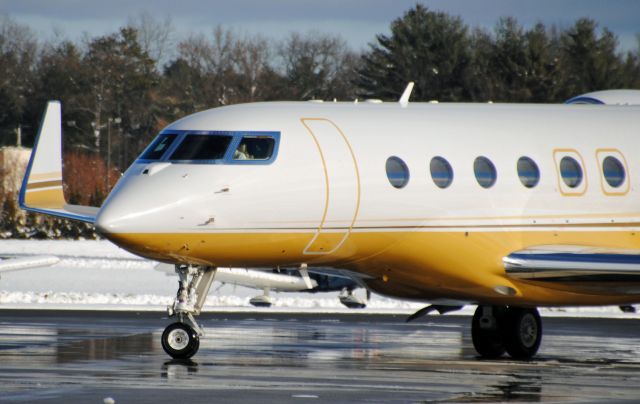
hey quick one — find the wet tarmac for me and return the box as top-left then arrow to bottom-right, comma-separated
0,310 -> 639,403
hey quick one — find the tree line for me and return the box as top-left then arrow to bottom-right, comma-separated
0,5 -> 639,238
359,7 -> 640,102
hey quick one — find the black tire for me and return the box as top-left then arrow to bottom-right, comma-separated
161,322 -> 200,359
471,306 -> 505,358
503,307 -> 542,359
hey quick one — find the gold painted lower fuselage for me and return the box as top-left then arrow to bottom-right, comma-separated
103,227 -> 640,307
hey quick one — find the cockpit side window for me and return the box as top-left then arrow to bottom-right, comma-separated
140,133 -> 177,160
233,136 -> 275,160
169,134 -> 233,161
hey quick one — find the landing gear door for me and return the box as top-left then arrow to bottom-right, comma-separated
301,118 -> 360,255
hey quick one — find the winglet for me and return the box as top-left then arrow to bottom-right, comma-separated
399,82 -> 414,107
20,101 -> 64,209
19,101 -> 98,223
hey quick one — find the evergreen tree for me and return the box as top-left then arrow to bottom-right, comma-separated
558,19 -> 625,98
30,41 -> 92,148
82,27 -> 159,169
0,16 -> 37,146
522,23 -> 562,102
357,5 -> 471,101
471,20 -> 562,103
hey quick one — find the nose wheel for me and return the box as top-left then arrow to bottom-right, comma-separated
162,322 -> 200,359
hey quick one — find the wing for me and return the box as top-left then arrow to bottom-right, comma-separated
0,255 -> 59,273
19,101 -> 98,223
504,245 -> 640,294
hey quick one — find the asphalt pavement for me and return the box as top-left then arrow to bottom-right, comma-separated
0,310 -> 639,403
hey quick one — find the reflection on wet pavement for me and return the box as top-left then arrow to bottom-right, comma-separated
0,312 -> 639,402
56,332 -> 154,363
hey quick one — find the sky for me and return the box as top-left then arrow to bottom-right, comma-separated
1,0 -> 639,53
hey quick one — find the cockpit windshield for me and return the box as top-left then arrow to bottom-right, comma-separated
140,133 -> 177,160
137,131 -> 280,164
169,134 -> 232,161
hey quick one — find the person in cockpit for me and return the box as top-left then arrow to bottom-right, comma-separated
234,143 -> 250,160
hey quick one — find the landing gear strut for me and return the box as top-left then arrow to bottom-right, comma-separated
161,265 -> 217,359
471,305 -> 542,359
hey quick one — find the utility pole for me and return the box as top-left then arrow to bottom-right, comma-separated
106,117 -> 121,189
15,125 -> 21,147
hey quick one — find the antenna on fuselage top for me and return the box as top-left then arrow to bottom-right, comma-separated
399,82 -> 415,108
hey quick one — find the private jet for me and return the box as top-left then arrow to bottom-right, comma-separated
20,86 -> 640,359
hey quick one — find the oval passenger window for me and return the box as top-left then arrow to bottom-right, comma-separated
559,156 -> 583,188
517,156 -> 540,188
386,156 -> 410,189
602,156 -> 625,188
474,156 -> 497,188
430,156 -> 453,189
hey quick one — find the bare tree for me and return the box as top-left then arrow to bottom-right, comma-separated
175,26 -> 239,107
0,14 -> 37,56
232,33 -> 271,102
277,31 -> 359,100
127,12 -> 175,66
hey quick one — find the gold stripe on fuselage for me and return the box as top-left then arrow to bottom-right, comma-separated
255,211 -> 640,225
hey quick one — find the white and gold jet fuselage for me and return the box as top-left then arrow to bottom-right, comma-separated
22,100 -> 640,307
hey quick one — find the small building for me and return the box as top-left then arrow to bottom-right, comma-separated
0,147 -> 30,197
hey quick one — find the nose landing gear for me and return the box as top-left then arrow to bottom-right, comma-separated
161,265 -> 217,359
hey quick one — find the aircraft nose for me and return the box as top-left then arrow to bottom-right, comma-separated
94,164 -> 216,237
94,199 -> 128,235
94,183 -> 158,235
95,174 -> 189,236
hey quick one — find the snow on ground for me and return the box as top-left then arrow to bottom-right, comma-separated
0,239 -> 420,312
0,239 -> 638,318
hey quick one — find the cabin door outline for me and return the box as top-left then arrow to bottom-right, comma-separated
301,118 -> 361,255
